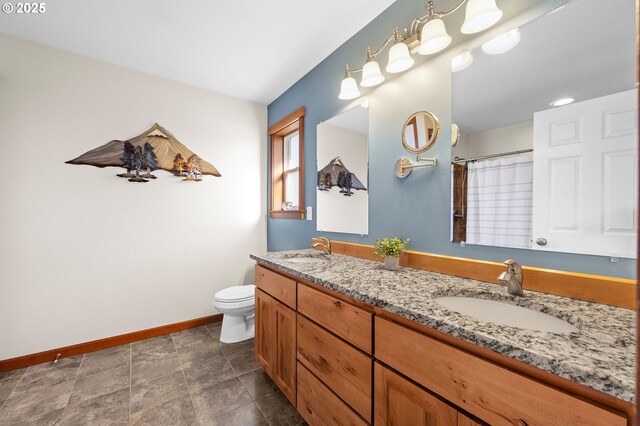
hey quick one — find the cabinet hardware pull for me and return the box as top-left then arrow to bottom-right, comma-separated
334,301 -> 341,307
517,420 -> 528,426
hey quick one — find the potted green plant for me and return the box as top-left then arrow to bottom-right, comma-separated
374,237 -> 408,271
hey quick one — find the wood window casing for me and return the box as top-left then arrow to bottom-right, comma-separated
269,107 -> 305,219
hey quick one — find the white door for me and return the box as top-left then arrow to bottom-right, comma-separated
532,89 -> 638,258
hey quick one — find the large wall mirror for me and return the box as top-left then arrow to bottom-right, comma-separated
316,105 -> 369,235
451,0 -> 638,259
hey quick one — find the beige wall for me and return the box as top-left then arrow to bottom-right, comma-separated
0,34 -> 267,359
453,121 -> 533,160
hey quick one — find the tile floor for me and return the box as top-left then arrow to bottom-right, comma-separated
0,323 -> 305,425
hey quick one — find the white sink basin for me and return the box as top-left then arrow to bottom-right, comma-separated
435,297 -> 578,333
283,256 -> 329,264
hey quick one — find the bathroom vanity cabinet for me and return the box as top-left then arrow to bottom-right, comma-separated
253,264 -> 630,426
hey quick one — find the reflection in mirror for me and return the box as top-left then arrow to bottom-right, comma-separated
316,105 -> 369,235
402,111 -> 440,153
451,0 -> 637,259
451,123 -> 460,147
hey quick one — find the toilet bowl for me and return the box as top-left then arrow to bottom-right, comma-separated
214,284 -> 256,343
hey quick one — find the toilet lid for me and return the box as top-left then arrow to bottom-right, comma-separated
215,285 -> 255,302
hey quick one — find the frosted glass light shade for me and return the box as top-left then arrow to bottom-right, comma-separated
361,60 -> 385,87
418,18 -> 452,55
451,51 -> 473,72
386,42 -> 414,73
338,76 -> 360,100
461,0 -> 503,34
481,29 -> 521,54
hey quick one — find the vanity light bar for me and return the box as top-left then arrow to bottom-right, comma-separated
339,0 -> 504,100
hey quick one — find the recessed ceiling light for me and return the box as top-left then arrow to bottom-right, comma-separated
481,28 -> 521,55
550,97 -> 575,107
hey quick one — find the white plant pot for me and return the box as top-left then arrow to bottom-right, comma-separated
384,256 -> 400,271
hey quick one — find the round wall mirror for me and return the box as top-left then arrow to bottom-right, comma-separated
402,111 -> 440,153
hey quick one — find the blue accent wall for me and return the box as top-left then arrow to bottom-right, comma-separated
267,0 -> 637,279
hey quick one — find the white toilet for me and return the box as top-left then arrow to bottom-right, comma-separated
213,284 -> 256,343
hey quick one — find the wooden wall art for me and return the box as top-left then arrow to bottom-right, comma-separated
317,157 -> 366,196
66,123 -> 221,183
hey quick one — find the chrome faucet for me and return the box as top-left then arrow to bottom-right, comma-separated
312,237 -> 332,255
498,259 -> 525,297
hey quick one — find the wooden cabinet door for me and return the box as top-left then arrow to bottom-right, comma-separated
255,289 -> 275,375
273,301 -> 296,406
375,363 -> 457,426
255,288 -> 297,406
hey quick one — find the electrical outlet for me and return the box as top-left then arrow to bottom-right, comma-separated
306,206 -> 312,221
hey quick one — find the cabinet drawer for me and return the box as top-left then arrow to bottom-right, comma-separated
255,265 -> 296,309
297,362 -> 367,426
298,284 -> 372,353
375,317 -> 626,426
297,315 -> 372,423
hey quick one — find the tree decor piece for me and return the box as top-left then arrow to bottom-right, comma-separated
141,142 -> 158,179
66,123 -> 221,183
117,142 -> 136,178
183,154 -> 203,182
129,145 -> 147,183
173,153 -> 186,176
317,157 -> 366,196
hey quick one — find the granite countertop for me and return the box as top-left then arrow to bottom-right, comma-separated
250,249 -> 636,403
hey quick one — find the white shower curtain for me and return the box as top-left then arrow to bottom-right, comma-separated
465,152 -> 533,249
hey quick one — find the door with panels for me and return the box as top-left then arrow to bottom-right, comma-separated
532,89 -> 638,258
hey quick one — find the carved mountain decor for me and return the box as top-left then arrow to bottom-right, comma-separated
317,157 -> 366,196
66,123 -> 221,182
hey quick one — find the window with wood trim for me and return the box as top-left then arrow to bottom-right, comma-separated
269,106 -> 305,219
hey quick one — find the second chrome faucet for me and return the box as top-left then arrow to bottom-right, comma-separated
498,259 -> 525,297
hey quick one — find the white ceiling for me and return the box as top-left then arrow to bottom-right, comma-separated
0,0 -> 395,104
452,0 -> 636,134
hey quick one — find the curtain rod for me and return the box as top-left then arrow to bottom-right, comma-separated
452,149 -> 533,164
